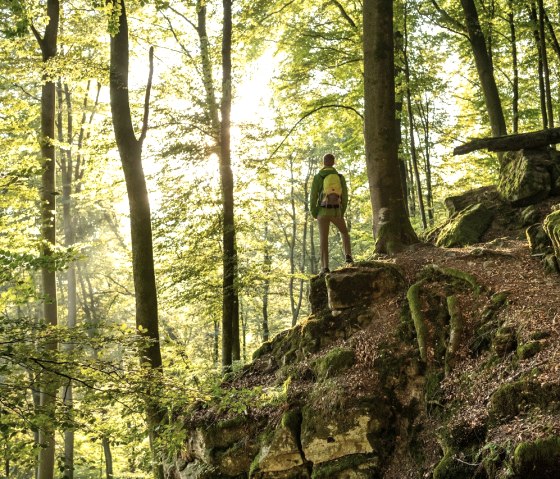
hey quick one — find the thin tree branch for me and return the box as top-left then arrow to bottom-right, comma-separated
430,0 -> 466,33
330,0 -> 357,29
269,104 -> 363,160
139,46 -> 154,146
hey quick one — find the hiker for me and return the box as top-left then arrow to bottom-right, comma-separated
310,153 -> 353,274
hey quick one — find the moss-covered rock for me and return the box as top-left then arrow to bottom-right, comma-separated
309,274 -> 329,315
526,223 -> 553,255
520,205 -> 540,226
432,452 -> 486,479
311,453 -> 380,479
513,436 -> 560,478
325,263 -> 404,310
435,203 -> 495,248
517,341 -> 543,359
489,380 -> 542,421
312,347 -> 355,380
543,209 -> 560,258
443,186 -> 502,215
491,325 -> 517,357
498,149 -> 552,206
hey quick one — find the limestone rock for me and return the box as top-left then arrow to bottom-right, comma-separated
526,223 -> 552,255
252,426 -> 304,474
435,203 -> 494,248
444,185 -> 501,215
325,263 -> 404,310
543,209 -> 560,257
497,149 -> 553,206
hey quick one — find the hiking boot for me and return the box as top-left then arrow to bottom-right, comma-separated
345,255 -> 354,264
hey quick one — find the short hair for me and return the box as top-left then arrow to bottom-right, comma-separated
323,153 -> 335,166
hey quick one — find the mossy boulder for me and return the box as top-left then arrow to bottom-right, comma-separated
498,149 -> 553,206
435,203 -> 494,248
444,186 -> 502,215
489,380 -> 542,421
526,223 -> 553,255
513,436 -> 560,478
517,340 -> 543,359
520,205 -> 540,226
491,326 -> 517,357
312,347 -> 355,379
325,263 -> 404,310
543,209 -> 560,258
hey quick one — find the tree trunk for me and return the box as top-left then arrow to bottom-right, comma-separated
108,1 -> 163,476
363,0 -> 418,253
102,437 -> 114,479
32,2 -> 59,478
529,3 -> 548,129
56,80 -> 76,479
403,7 -> 427,229
262,224 -> 270,343
220,0 -> 239,368
537,0 -> 554,128
508,0 -> 519,133
460,0 -> 507,140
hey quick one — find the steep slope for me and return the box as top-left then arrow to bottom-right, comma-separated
168,198 -> 560,479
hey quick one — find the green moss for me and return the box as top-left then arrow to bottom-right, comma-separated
311,453 -> 377,479
429,265 -> 481,294
312,347 -> 355,379
492,326 -> 517,356
445,295 -> 463,375
407,280 -> 428,362
490,291 -> 509,307
489,380 -> 541,422
433,452 -> 484,479
435,203 -> 494,248
517,341 -> 542,360
513,436 -> 560,478
281,409 -> 302,438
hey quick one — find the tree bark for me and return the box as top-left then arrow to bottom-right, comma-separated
32,2 -> 59,478
363,0 -> 418,253
102,437 -> 114,479
460,0 -> 507,139
262,223 -> 270,343
108,1 -> 163,476
537,0 -> 554,128
403,7 -> 426,229
220,0 -> 239,368
529,3 -> 548,129
508,0 -> 519,133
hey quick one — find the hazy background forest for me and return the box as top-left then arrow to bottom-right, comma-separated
1,0 -> 558,477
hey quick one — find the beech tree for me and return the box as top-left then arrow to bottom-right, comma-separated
30,0 -> 59,477
108,0 -> 164,475
363,0 -> 418,253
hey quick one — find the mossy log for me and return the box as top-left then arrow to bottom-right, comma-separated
407,280 -> 428,362
453,127 -> 560,155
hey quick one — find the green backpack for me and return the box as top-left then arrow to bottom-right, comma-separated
320,173 -> 343,207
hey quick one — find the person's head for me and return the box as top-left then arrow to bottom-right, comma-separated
323,153 -> 335,167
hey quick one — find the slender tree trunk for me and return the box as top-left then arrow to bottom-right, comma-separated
402,6 -> 426,229
537,0 -> 554,128
56,80 -> 76,479
220,0 -> 239,367
31,2 -> 59,478
108,2 -> 163,477
262,224 -> 270,343
213,320 -> 219,364
102,437 -> 114,479
508,0 -> 519,133
363,0 -> 418,253
529,3 -> 548,129
460,0 -> 507,140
